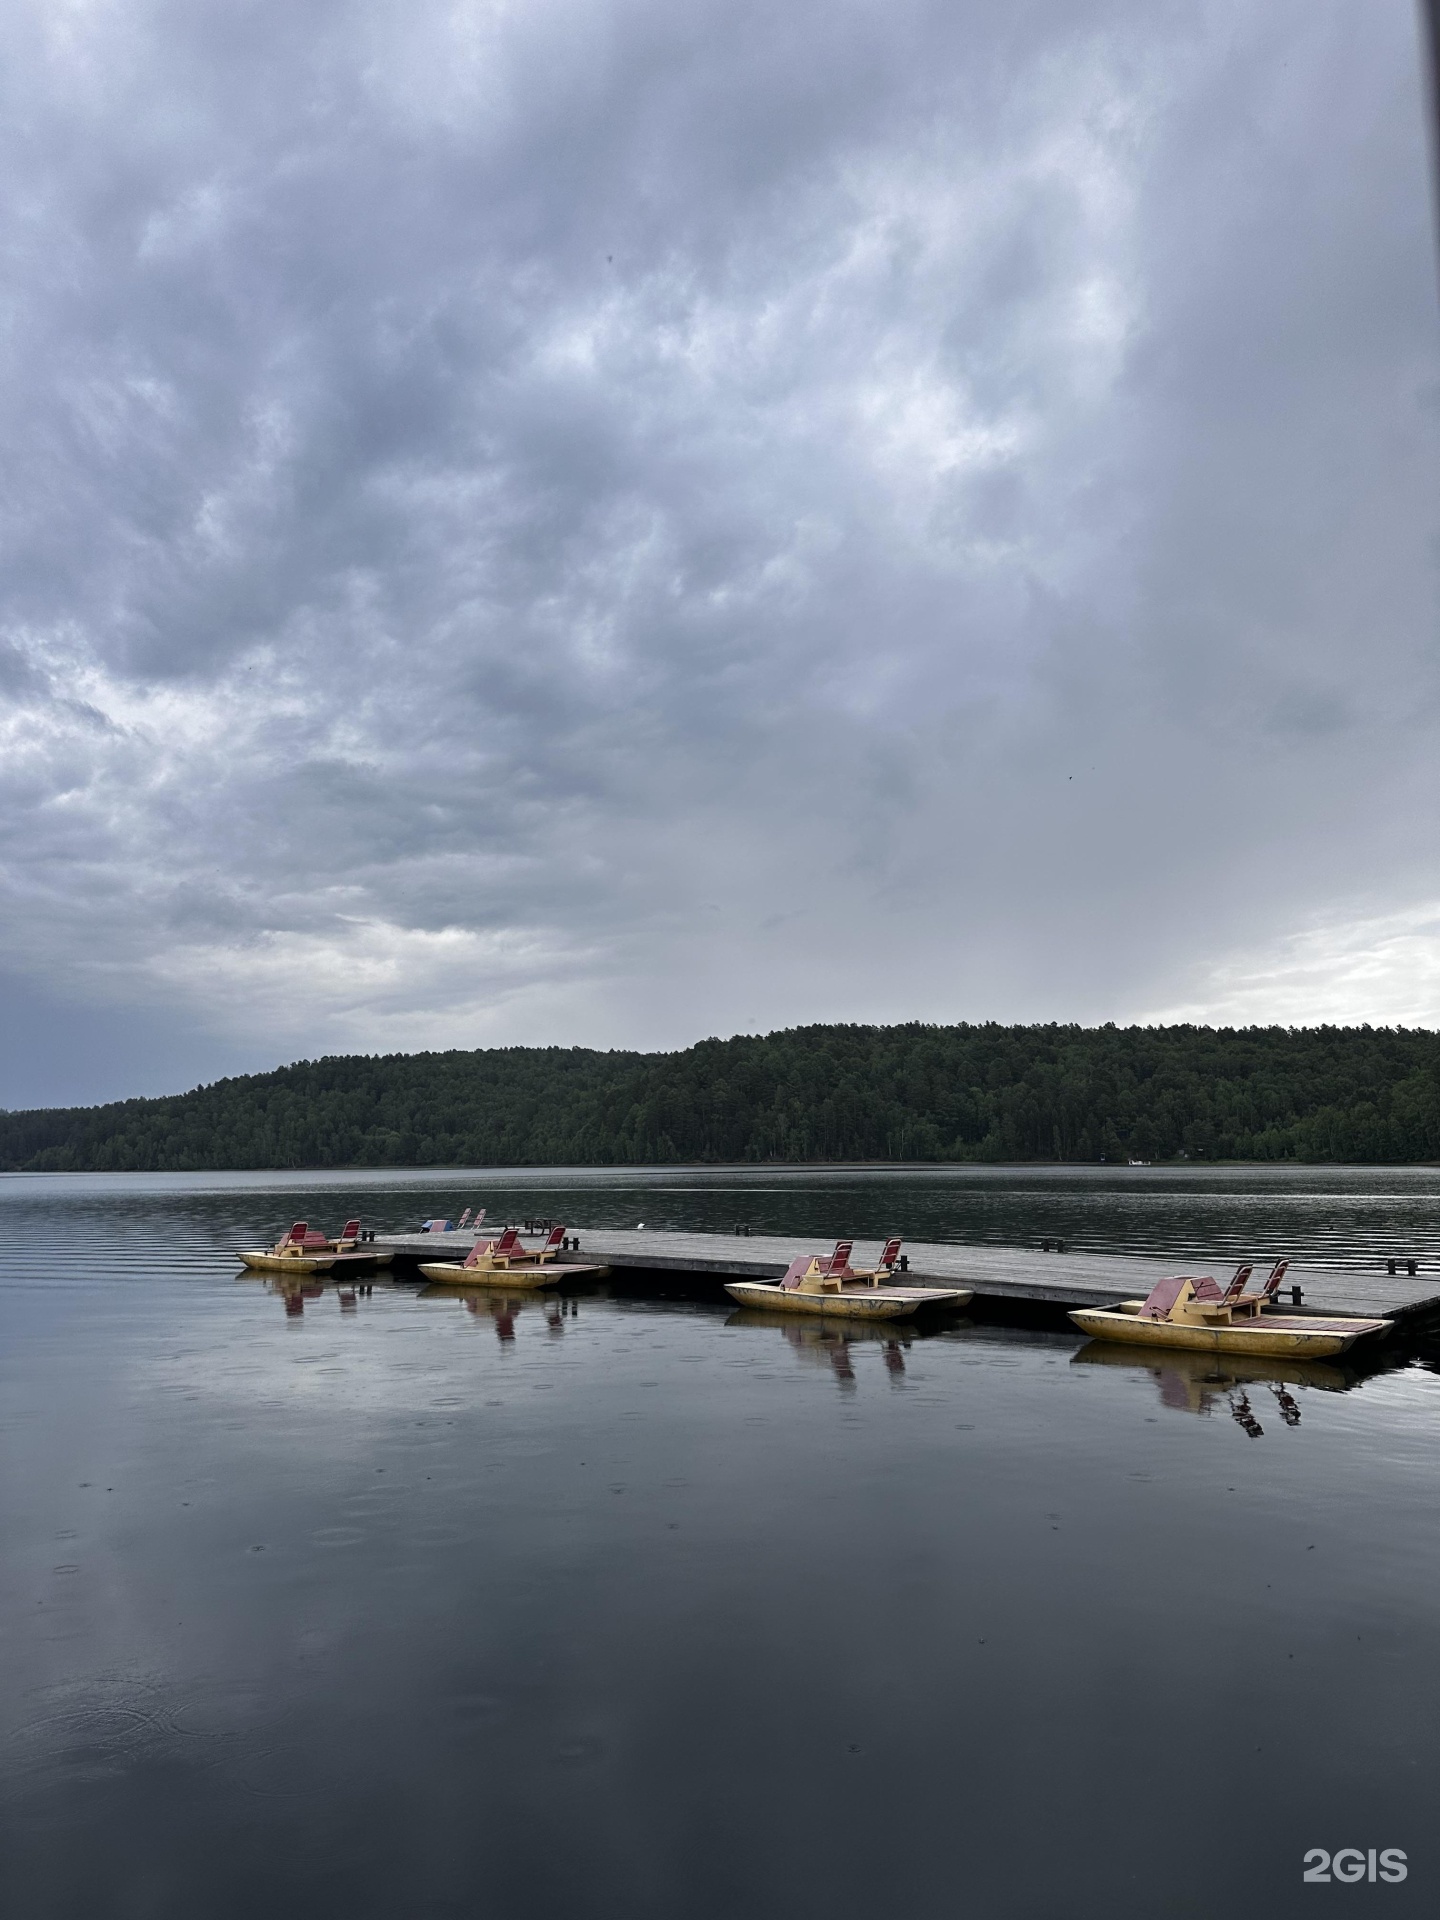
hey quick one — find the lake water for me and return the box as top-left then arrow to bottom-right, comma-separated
1,1166 -> 1435,1917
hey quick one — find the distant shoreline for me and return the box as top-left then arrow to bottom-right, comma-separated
5,1021 -> 1439,1174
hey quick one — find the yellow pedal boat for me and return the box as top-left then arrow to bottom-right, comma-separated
418,1223 -> 597,1290
1069,1266 -> 1389,1360
724,1238 -> 972,1321
418,1260 -> 575,1289
238,1247 -> 335,1274
237,1217 -> 392,1276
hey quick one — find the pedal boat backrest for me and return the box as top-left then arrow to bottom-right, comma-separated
1232,1258 -> 1291,1317
779,1243 -> 855,1293
335,1218 -> 361,1246
280,1221 -> 332,1252
465,1226 -> 524,1267
849,1237 -> 903,1286
1262,1257 -> 1290,1296
1137,1275 -> 1225,1321
533,1225 -> 566,1260
1220,1263 -> 1254,1303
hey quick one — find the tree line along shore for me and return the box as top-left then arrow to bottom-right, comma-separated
2,1023 -> 1438,1173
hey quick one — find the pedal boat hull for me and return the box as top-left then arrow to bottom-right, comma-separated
1067,1307 -> 1390,1359
725,1280 -> 972,1320
417,1259 -> 600,1289
238,1248 -> 336,1274
238,1247 -> 392,1275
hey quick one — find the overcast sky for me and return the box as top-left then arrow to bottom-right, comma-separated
1,0 -> 1437,1109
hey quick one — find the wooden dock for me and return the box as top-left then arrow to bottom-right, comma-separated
372,1228 -> 1440,1334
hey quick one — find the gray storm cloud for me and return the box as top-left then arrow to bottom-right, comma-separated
1,0 -> 1437,1106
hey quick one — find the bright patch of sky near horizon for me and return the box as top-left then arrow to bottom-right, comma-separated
1,0 -> 1438,1108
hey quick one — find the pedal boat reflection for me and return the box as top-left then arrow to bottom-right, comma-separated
726,1306 -> 926,1388
1070,1337 -> 1379,1435
1068,1260 -> 1390,1360
251,1270 -> 382,1317
1070,1337 -> 1358,1400
417,1224 -> 601,1290
724,1238 -> 972,1320
420,1280 -> 576,1342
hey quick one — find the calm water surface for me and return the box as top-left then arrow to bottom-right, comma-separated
1,1167 -> 1435,1918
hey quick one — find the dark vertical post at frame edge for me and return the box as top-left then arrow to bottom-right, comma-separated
1422,0 -> 1440,283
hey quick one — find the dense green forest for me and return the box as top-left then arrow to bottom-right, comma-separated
3,1023 -> 1439,1171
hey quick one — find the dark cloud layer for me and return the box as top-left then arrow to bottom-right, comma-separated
1,0 -> 1437,1106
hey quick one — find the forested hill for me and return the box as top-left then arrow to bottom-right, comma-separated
4,1023 -> 1440,1171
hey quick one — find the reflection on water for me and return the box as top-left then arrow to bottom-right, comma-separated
250,1271 -> 382,1319
423,1283 -> 576,1344
1,1173 -> 1437,1918
726,1306 -> 925,1392
255,1269 -> 584,1344
1070,1338 -> 1374,1434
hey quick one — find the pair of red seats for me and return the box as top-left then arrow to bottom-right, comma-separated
461,1224 -> 565,1268
778,1237 -> 903,1290
1138,1259 -> 1290,1320
283,1219 -> 360,1249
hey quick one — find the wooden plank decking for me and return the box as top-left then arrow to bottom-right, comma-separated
373,1227 -> 1440,1327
